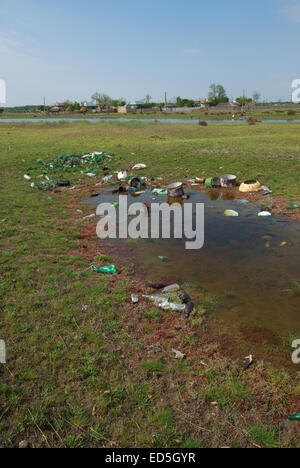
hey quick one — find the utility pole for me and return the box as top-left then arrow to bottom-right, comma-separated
165,92 -> 167,108
43,97 -> 46,112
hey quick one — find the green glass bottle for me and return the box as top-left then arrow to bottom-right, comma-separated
288,413 -> 300,422
92,265 -> 117,274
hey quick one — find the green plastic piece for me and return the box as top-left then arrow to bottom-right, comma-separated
286,204 -> 299,210
205,178 -> 212,188
152,189 -> 168,196
288,413 -> 300,421
185,283 -> 203,290
158,256 -> 169,262
92,265 -> 117,274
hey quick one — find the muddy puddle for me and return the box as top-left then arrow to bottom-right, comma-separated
86,188 -> 300,368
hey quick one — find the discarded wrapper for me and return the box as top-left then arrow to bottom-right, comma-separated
172,349 -> 186,360
132,164 -> 147,171
131,294 -> 139,304
0,340 -> 6,364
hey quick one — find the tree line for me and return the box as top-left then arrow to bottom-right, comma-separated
0,85 -> 263,113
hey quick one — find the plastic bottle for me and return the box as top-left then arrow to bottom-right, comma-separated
162,284 -> 180,293
169,303 -> 186,311
181,292 -> 191,304
92,265 -> 117,274
288,413 -> 300,422
143,294 -> 170,303
185,302 -> 194,318
159,302 -> 171,310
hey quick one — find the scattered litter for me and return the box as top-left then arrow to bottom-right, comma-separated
261,185 -> 272,195
239,181 -> 262,193
185,283 -> 203,290
131,294 -> 139,304
185,302 -> 194,318
76,209 -> 83,214
265,241 -> 270,248
172,349 -> 186,360
147,283 -> 166,290
288,413 -> 300,422
162,284 -> 180,293
280,241 -> 288,247
286,203 -> 299,211
83,213 -> 95,219
92,265 -> 117,274
258,211 -> 272,217
159,302 -> 186,311
19,440 -> 29,449
118,171 -> 127,181
237,199 -> 249,204
132,164 -> 147,171
143,294 -> 170,305
243,354 -> 254,370
211,177 -> 221,188
129,177 -> 143,189
81,305 -> 89,312
205,178 -> 212,188
24,174 -> 31,181
0,340 -> 6,364
220,174 -> 237,188
158,256 -> 169,262
25,151 -> 113,190
196,178 -> 205,184
224,209 -> 239,217
102,176 -> 112,183
181,291 -> 191,304
56,180 -> 71,187
167,182 -> 184,198
152,189 -> 168,196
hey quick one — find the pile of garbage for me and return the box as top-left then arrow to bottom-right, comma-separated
141,283 -> 194,319
24,151 -> 113,190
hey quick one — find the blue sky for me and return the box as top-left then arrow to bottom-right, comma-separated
1,0 -> 300,106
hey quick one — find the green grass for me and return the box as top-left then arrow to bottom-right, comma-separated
247,425 -> 278,448
0,121 -> 299,448
142,361 -> 165,374
204,378 -> 250,407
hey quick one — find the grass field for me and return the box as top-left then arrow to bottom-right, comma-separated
0,121 -> 299,448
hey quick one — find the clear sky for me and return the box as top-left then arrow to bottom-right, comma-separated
1,0 -> 300,106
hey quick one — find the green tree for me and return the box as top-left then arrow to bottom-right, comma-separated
91,93 -> 112,108
175,97 -> 195,107
111,98 -> 126,107
208,84 -> 229,106
252,91 -> 261,103
236,96 -> 252,106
